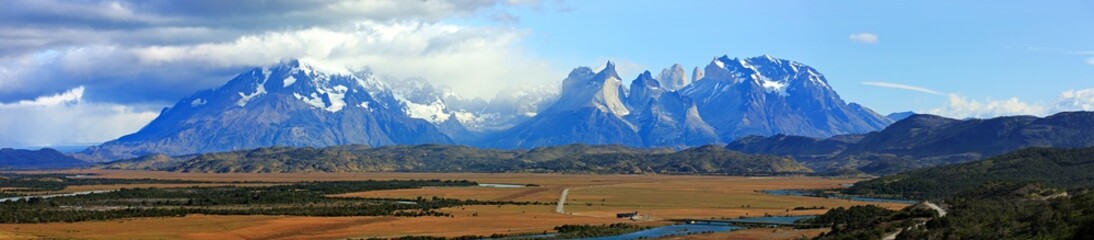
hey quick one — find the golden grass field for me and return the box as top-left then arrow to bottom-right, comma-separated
0,170 -> 907,239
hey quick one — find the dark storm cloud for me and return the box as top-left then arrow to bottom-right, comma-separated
0,0 -> 536,104
0,0 -> 571,147
0,47 -> 246,103
0,0 -> 506,56
0,0 -> 501,30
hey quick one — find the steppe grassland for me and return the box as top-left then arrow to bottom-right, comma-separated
0,170 -> 904,239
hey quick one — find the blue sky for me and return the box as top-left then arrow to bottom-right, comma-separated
494,0 -> 1094,115
0,0 -> 1092,147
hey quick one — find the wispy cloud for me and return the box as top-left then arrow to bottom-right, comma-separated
861,81 -> 944,95
861,80 -> 1094,119
1009,47 -> 1094,65
848,32 -> 878,44
1072,50 -> 1094,66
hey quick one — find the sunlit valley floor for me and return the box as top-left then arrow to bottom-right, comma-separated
0,170 -> 905,239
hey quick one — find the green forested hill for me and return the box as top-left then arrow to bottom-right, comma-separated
847,146 -> 1094,199
815,185 -> 1094,240
727,111 -> 1094,175
104,144 -> 811,174
812,147 -> 1094,240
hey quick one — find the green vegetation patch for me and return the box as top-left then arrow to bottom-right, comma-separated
0,173 -> 203,194
348,223 -> 648,240
0,179 -> 551,223
552,223 -> 649,239
106,144 -> 812,175
814,183 -> 1094,240
847,147 -> 1094,200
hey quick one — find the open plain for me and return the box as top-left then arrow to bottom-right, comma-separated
0,170 -> 906,239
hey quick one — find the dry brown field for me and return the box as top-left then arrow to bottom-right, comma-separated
0,170 -> 907,239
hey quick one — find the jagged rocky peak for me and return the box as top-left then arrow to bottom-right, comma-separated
598,60 -> 621,79
561,66 -> 597,91
702,56 -> 731,82
627,70 -> 664,110
691,66 -> 704,82
551,61 -> 630,116
632,70 -> 661,89
490,61 -> 643,149
79,54 -> 899,159
657,63 -> 689,91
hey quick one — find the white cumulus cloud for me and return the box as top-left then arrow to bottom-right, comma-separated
129,22 -> 559,99
926,88 -> 1094,119
928,94 -> 1048,118
849,32 -> 878,44
0,1 -> 567,147
0,21 -> 561,147
1056,88 -> 1094,111
0,87 -> 159,148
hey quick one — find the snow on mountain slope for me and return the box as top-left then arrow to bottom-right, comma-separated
680,55 -> 891,141
78,54 -> 894,160
77,59 -> 451,161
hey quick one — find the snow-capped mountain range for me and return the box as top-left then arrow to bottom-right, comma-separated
78,55 -> 892,161
78,59 -> 451,161
679,55 -> 892,140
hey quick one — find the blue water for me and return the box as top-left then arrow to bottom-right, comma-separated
483,233 -> 558,240
763,189 -> 816,196
0,190 -> 116,203
482,188 -> 908,240
728,216 -> 813,225
580,224 -> 743,240
486,215 -> 812,240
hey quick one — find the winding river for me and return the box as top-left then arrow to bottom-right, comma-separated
0,190 -> 116,203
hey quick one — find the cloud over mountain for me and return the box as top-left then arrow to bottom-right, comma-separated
0,0 -> 563,147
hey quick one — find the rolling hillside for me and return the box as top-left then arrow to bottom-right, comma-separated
103,144 -> 812,175
727,112 -> 1094,174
